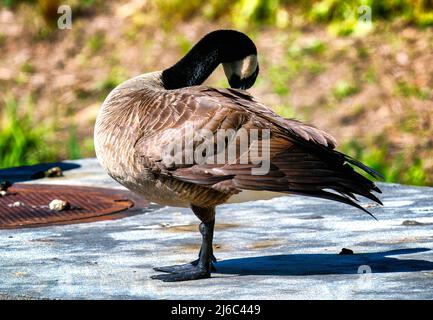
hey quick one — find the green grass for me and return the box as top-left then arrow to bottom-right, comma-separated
0,33 -> 5,46
362,66 -> 376,84
20,61 -> 35,74
268,66 -> 291,96
87,32 -> 106,53
287,39 -> 326,58
394,81 -> 431,100
0,96 -> 56,169
1,0 -> 35,8
302,40 -> 327,56
332,80 -> 359,100
341,139 -> 429,186
68,125 -> 82,160
0,96 -> 92,168
305,61 -> 326,76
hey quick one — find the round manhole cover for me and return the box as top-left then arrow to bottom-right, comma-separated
0,184 -> 151,229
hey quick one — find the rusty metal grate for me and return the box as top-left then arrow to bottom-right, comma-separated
0,184 -> 150,229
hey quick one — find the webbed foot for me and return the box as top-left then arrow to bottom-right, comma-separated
153,257 -> 216,273
151,266 -> 210,282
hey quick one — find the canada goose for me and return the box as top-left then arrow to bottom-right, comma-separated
94,30 -> 382,282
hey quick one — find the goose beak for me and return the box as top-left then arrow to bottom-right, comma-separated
229,74 -> 255,90
238,74 -> 256,90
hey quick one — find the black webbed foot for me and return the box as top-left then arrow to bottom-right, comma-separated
153,261 -> 196,273
153,258 -> 217,274
151,266 -> 210,282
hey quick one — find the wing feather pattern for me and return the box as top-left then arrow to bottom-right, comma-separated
133,86 -> 382,217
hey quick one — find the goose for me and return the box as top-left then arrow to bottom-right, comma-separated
94,30 -> 382,282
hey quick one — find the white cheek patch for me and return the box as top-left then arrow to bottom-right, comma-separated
223,54 -> 257,80
240,55 -> 258,79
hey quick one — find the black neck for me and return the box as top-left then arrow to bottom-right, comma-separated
162,30 -> 256,90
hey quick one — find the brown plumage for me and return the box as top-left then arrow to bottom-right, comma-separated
94,30 -> 382,282
96,77 -> 381,215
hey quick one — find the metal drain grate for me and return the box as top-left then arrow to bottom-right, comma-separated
0,184 -> 149,229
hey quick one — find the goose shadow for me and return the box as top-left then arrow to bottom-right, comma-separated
0,161 -> 81,183
214,248 -> 433,276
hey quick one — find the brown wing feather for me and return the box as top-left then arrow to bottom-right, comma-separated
133,85 -> 382,216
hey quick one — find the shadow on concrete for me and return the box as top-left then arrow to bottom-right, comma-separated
0,161 -> 81,183
215,248 -> 433,276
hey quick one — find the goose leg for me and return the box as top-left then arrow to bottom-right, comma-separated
151,218 -> 215,282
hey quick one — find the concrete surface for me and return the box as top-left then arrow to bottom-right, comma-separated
0,158 -> 433,299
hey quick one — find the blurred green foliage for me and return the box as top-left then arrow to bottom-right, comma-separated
342,138 -> 428,186
1,0 -> 98,8
394,81 -> 431,100
68,126 -> 82,160
332,80 -> 359,100
0,96 -> 56,168
153,0 -> 433,33
3,0 -> 433,32
0,96 -> 93,168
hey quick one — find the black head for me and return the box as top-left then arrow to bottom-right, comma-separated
224,59 -> 259,90
215,30 -> 259,90
162,29 -> 259,90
